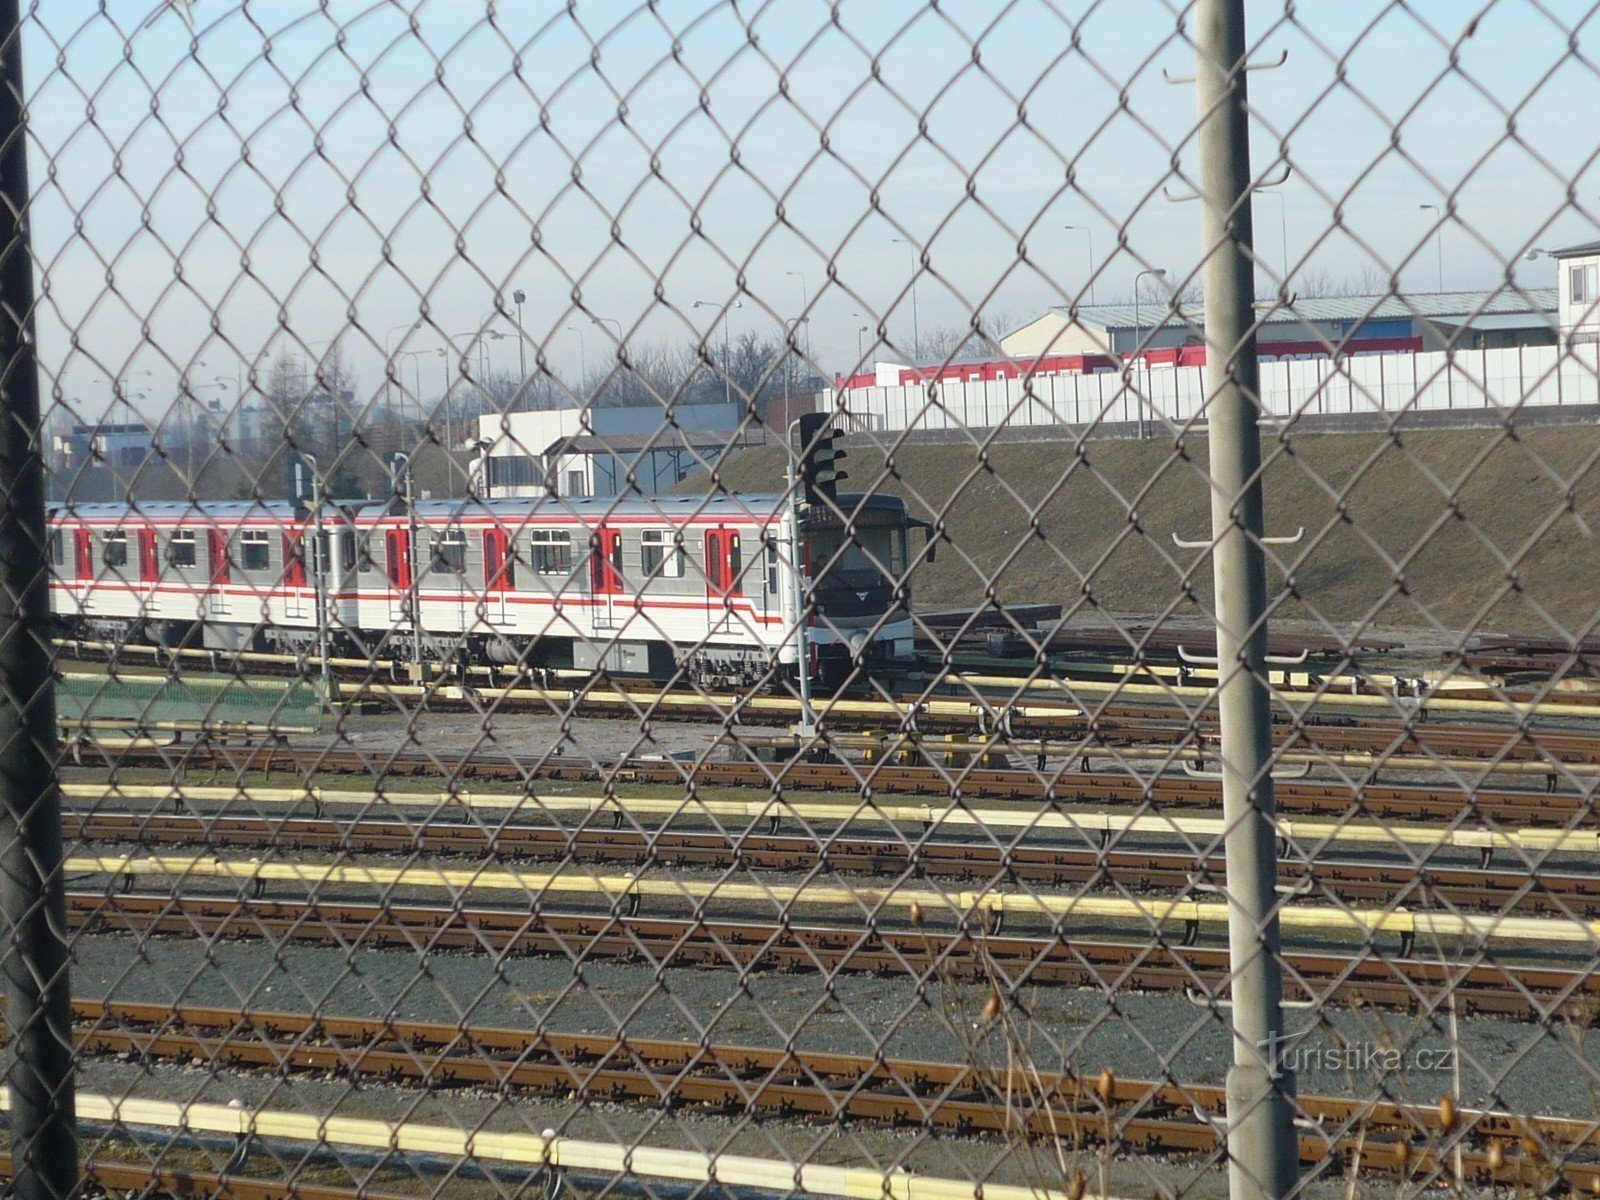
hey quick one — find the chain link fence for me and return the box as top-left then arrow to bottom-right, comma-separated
3,3 -> 1600,1200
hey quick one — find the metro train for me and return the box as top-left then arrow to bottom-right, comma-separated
46,492 -> 932,684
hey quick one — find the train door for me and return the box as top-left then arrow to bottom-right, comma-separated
73,529 -> 92,582
588,526 -> 622,629
385,527 -> 411,624
283,529 -> 309,619
483,528 -> 512,625
207,529 -> 230,616
136,529 -> 158,586
704,528 -> 742,637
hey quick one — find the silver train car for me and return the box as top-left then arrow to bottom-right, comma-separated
48,492 -> 930,684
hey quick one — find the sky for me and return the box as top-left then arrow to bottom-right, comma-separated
21,0 -> 1600,424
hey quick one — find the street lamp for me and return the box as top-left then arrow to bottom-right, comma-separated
385,321 -> 422,412
567,324 -> 587,383
891,237 -> 920,358
394,349 -> 433,441
786,270 -> 811,362
1063,225 -> 1097,304
692,298 -> 743,408
1132,267 -> 1168,440
512,290 -> 527,383
853,313 -> 871,363
1419,204 -> 1444,292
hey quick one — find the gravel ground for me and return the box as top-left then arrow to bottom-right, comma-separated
326,708 -> 779,768
61,692 -> 1600,1200
69,931 -> 1590,1200
72,931 -> 1600,1119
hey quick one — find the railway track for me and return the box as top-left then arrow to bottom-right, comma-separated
62,998 -> 1600,1190
65,810 -> 1600,917
54,640 -> 1600,747
0,1155 -> 413,1200
79,741 -> 1600,826
68,892 -> 1600,1020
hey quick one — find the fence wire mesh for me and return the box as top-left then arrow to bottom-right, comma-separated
8,3 -> 1600,1200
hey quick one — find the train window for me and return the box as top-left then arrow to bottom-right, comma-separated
168,531 -> 196,567
640,529 -> 683,578
49,529 -> 63,567
530,529 -> 571,575
102,531 -> 127,568
766,536 -> 778,593
433,530 -> 467,574
238,530 -> 270,571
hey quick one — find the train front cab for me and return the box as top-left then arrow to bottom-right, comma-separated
802,493 -> 931,682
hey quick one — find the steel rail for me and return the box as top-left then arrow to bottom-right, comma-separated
76,741 -> 1600,826
53,643 -> 1600,745
62,810 -> 1600,917
0,1153 -> 418,1200
55,999 -> 1600,1191
65,892 -> 1600,1019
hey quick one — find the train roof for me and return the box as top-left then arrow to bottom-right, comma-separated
50,491 -> 909,522
49,500 -> 301,518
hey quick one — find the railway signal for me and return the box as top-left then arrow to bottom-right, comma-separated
794,411 -> 846,507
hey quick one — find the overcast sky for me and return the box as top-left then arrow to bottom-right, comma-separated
24,0 -> 1600,422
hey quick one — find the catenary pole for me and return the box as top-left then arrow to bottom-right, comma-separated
1194,1 -> 1299,1196
0,1 -> 78,1194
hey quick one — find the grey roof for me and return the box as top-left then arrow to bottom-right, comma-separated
1045,288 -> 1557,332
1553,240 -> 1600,259
404,494 -> 790,519
562,432 -> 766,454
50,500 -> 299,518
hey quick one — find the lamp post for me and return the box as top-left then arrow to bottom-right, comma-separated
1132,267 -> 1168,440
394,349 -> 432,445
512,290 -> 527,384
1419,204 -> 1444,292
385,321 -> 421,413
1063,225 -> 1097,304
786,270 -> 811,365
294,450 -> 331,696
891,237 -> 920,359
693,298 -> 743,409
567,324 -> 587,383
448,328 -> 507,483
389,450 -> 426,684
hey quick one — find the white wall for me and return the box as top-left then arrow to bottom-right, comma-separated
1559,253 -> 1600,341
830,343 -> 1600,434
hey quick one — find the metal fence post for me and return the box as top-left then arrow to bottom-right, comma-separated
1193,2 -> 1298,1197
0,1 -> 78,1195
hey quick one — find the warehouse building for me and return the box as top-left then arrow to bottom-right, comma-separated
999,288 -> 1559,360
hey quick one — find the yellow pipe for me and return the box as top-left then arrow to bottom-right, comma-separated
35,1089 -> 1123,1200
949,672 -> 1600,721
69,853 -> 1600,946
64,784 -> 1594,854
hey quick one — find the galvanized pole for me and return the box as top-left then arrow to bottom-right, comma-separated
785,421 -> 816,739
0,1 -> 78,1194
1194,1 -> 1298,1197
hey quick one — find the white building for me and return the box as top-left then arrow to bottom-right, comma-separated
1553,241 -> 1600,343
999,289 -> 1559,361
475,402 -> 765,500
475,408 -> 588,498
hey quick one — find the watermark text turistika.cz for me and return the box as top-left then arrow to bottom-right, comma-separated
1259,1033 -> 1456,1075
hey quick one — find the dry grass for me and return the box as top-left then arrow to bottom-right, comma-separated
681,425 -> 1600,638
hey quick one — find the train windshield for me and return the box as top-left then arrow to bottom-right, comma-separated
808,525 -> 905,588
